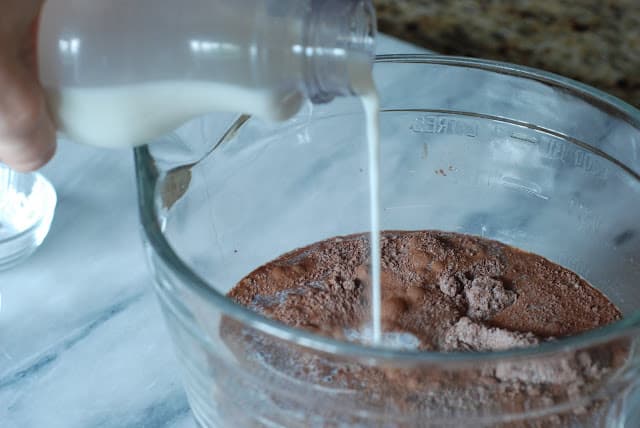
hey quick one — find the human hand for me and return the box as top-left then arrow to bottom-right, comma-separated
0,0 -> 56,172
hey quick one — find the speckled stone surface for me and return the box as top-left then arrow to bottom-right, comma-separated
375,0 -> 640,108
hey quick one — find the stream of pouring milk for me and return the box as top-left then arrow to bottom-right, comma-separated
361,95 -> 382,343
351,65 -> 382,345
364,96 -> 381,345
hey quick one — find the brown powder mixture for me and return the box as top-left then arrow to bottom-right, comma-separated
229,230 -> 620,349
222,231 -> 627,426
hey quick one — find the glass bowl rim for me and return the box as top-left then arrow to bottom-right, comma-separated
135,54 -> 640,363
0,167 -> 57,245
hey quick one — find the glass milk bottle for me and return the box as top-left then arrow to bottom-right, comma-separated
37,0 -> 376,147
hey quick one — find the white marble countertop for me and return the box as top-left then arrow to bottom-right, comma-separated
0,35 -> 426,428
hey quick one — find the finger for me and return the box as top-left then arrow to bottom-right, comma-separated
0,86 -> 56,172
0,111 -> 56,172
0,56 -> 57,171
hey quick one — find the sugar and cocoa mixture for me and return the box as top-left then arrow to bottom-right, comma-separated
229,230 -> 620,349
222,231 -> 626,426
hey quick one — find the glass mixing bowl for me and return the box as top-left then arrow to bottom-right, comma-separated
136,55 -> 640,427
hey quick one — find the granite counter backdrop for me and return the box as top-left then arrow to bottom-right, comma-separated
375,0 -> 640,107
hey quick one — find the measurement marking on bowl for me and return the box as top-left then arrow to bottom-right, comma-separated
538,136 -> 609,179
492,125 -> 610,179
510,132 -> 538,144
500,176 -> 549,200
384,203 -> 434,211
625,255 -> 640,277
411,115 -> 478,138
568,199 -> 604,234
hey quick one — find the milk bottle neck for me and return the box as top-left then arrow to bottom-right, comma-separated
302,0 -> 377,104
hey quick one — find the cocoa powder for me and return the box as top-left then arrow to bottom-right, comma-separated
228,231 -> 621,348
222,231 -> 626,426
